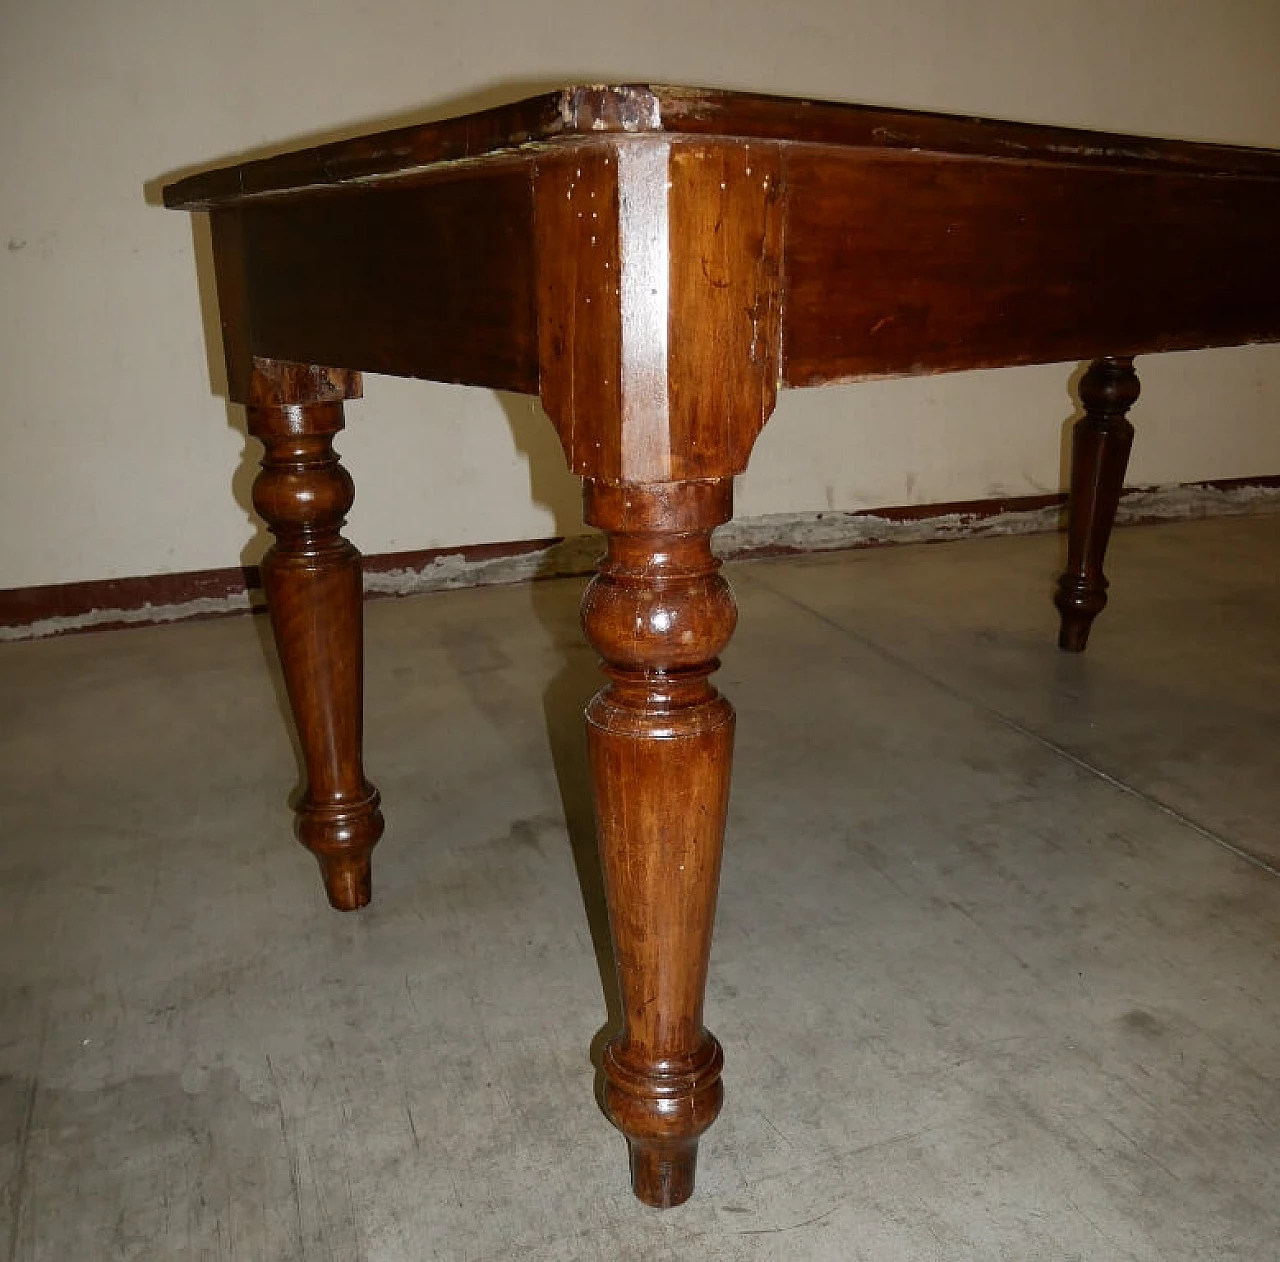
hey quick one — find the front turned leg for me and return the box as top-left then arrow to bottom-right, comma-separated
580,479 -> 736,1208
1054,356 -> 1140,651
246,363 -> 384,910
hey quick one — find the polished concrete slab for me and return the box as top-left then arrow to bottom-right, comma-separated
0,514 -> 1277,1260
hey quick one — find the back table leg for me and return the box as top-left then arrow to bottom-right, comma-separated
1055,356 -> 1140,652
245,360 -> 384,910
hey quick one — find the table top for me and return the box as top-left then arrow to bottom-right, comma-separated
163,83 -> 1280,209
162,81 -> 1280,482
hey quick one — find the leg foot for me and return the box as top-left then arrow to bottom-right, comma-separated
606,1034 -> 725,1206
582,479 -> 736,1207
628,1139 -> 701,1209
305,797 -> 380,910
315,853 -> 372,911
1057,607 -> 1097,654
247,361 -> 384,908
1054,356 -> 1139,651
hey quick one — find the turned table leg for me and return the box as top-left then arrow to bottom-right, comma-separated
1054,356 -> 1140,651
245,361 -> 384,910
580,479 -> 736,1208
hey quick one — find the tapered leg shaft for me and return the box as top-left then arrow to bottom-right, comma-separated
246,364 -> 384,910
581,479 -> 736,1208
1054,356 -> 1140,651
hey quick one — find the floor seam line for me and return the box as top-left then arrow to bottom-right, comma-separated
751,575 -> 1280,881
978,712 -> 1280,879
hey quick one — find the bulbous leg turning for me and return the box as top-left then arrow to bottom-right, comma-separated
1055,356 -> 1139,651
581,479 -> 736,1207
246,363 -> 384,910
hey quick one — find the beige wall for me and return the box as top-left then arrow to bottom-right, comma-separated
3,0 -> 1278,589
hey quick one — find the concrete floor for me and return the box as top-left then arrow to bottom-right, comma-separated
1,514 -> 1278,1260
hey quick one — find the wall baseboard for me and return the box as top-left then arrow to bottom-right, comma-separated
3,475 -> 1278,642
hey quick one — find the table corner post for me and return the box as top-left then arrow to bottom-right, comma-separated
534,135 -> 784,1205
582,477 -> 735,1208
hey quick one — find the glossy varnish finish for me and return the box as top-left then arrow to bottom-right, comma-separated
163,84 -> 1280,208
534,138 -> 782,481
581,479 -> 736,1207
531,136 -> 783,1201
1055,358 -> 1141,651
245,360 -> 384,909
162,85 -> 1280,1205
782,149 -> 1280,384
215,165 -> 538,394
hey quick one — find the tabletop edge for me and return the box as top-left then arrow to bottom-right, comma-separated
162,82 -> 1280,210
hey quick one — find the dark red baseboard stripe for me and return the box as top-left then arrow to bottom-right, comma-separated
0,537 -> 562,633
3,475 -> 1276,637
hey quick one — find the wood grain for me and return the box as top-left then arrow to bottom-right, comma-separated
581,479 -> 736,1207
616,140 -> 674,482
534,148 -> 624,477
535,138 -> 783,483
163,83 -> 1280,208
232,162 -> 538,394
667,140 -> 782,477
246,359 -> 384,909
163,83 -> 1280,1209
782,147 -> 1280,385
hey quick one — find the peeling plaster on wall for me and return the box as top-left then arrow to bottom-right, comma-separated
3,482 -> 1277,643
720,481 -> 1280,555
0,594 -> 259,643
362,535 -> 603,598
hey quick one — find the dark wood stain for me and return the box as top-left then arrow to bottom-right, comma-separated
782,148 -> 1280,385
582,478 -> 736,1207
160,83 -> 1280,1208
163,83 -> 1280,209
534,148 -> 624,476
231,163 -> 538,396
245,360 -> 383,911
667,141 -> 783,477
1055,357 -> 1140,651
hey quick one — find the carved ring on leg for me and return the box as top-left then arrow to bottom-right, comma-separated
296,786 -> 384,910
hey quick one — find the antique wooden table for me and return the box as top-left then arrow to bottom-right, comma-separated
164,84 -> 1280,1207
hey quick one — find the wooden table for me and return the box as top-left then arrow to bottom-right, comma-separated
164,84 -> 1280,1207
